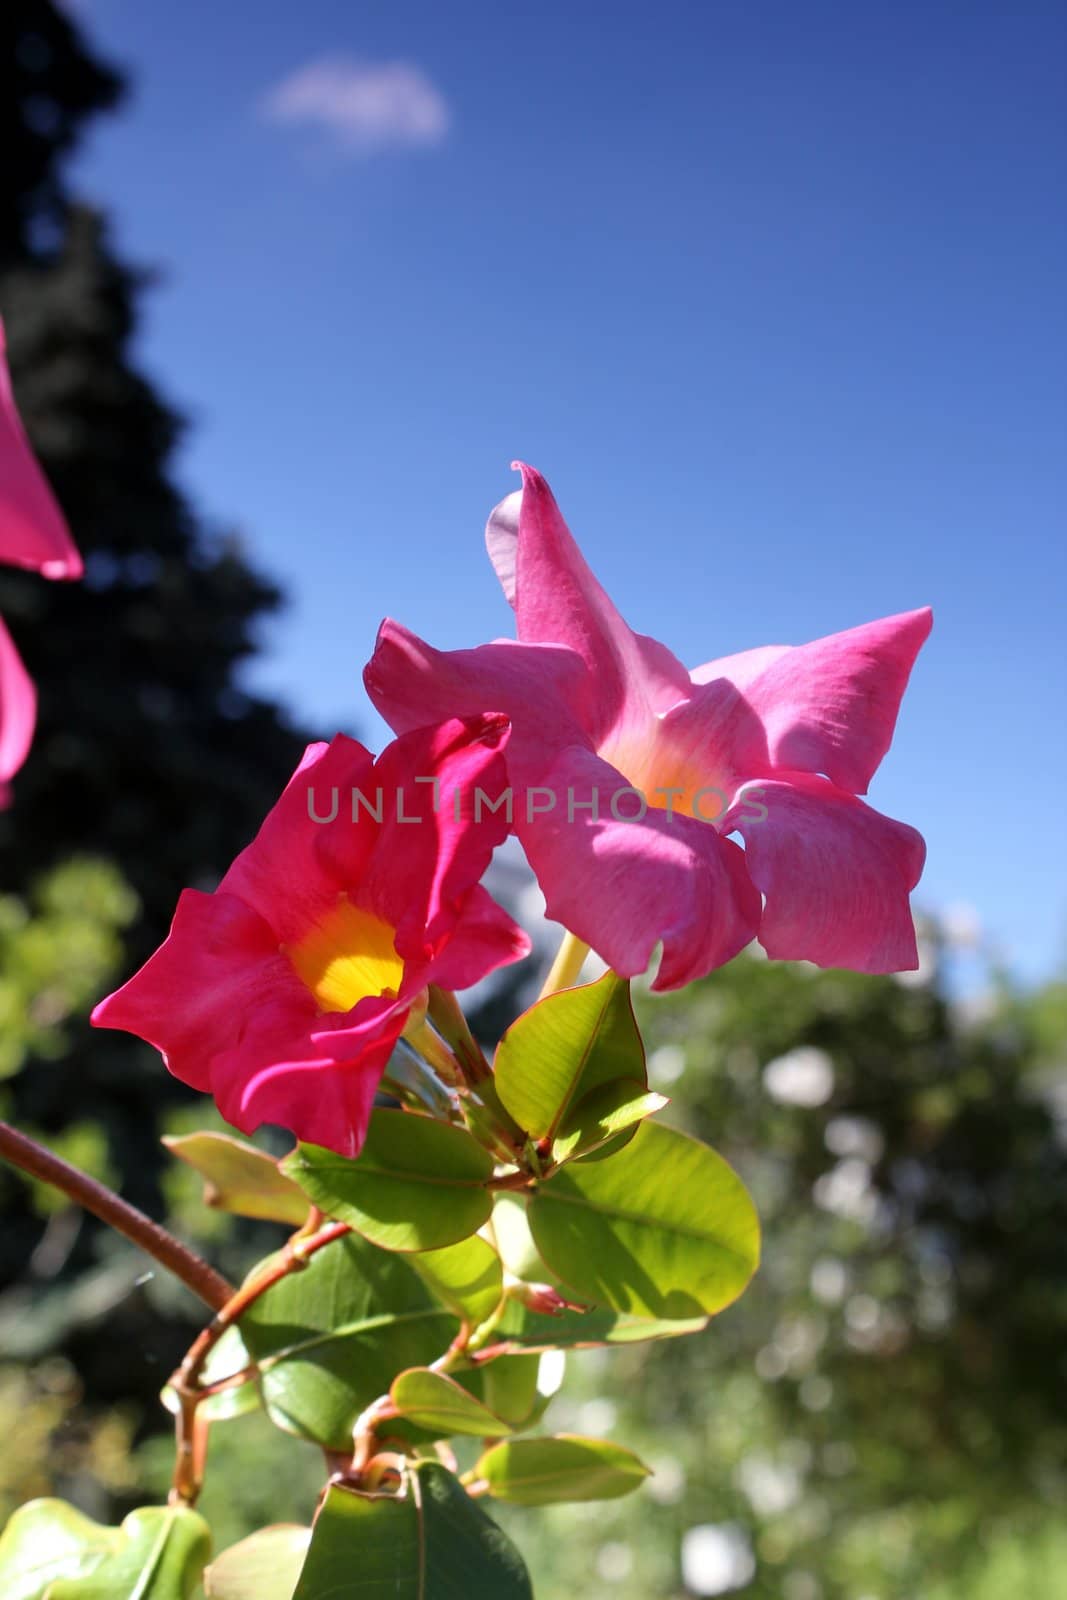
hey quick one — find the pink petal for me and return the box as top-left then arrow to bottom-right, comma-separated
365,620 -> 591,773
91,888 -> 315,1091
0,321 -> 83,580
422,882 -> 533,991
723,773 -> 926,972
518,744 -> 761,990
359,714 -> 524,957
694,610 -> 932,795
220,735 -> 378,945
489,465 -> 691,745
0,615 -> 36,784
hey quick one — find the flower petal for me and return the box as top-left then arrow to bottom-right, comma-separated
365,620 -> 592,770
0,321 -> 83,579
694,610 -> 932,795
0,615 -> 36,785
219,736 -> 378,945
91,888 -> 314,1091
491,464 -> 691,744
359,714 -> 524,957
518,745 -> 760,989
422,882 -> 533,991
723,773 -> 926,972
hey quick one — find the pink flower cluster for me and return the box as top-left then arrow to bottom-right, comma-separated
96,463 -> 931,1155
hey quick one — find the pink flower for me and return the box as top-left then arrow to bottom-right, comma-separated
0,319 -> 83,795
92,718 -> 531,1155
366,464 -> 931,988
0,320 -> 82,580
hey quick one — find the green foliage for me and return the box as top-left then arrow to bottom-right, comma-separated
238,1231 -> 457,1450
203,1526 -> 310,1600
476,1436 -> 651,1505
529,1118 -> 761,1317
390,1368 -> 513,1437
0,1499 -> 209,1600
293,1468 -> 532,1600
283,1111 -> 495,1251
161,1134 -> 309,1228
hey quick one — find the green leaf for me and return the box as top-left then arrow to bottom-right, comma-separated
390,1368 -> 512,1437
528,1119 -> 760,1318
494,974 -> 648,1153
475,1435 -> 651,1505
239,1231 -> 457,1450
408,1235 -> 503,1328
0,1499 -> 117,1600
163,1132 -> 309,1226
203,1526 -> 310,1599
282,1110 -> 494,1251
483,1295 -> 706,1352
45,1506 -> 210,1599
292,1466 -> 532,1599
552,1079 -> 668,1162
476,1353 -> 544,1428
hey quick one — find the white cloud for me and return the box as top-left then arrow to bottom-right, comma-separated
261,55 -> 450,155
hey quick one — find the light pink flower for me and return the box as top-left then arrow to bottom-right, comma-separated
93,718 -> 530,1155
366,465 -> 931,988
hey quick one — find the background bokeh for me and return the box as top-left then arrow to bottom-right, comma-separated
1,4 -> 1065,1597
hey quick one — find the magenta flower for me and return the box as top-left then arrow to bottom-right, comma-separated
0,321 -> 82,580
366,465 -> 931,988
0,320 -> 83,794
93,718 -> 531,1155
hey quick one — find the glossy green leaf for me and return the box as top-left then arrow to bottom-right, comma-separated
282,1110 -> 494,1251
240,1231 -> 457,1450
0,1499 -> 117,1600
292,1466 -> 532,1599
476,1435 -> 651,1505
203,1526 -> 310,1599
477,1353 -> 544,1427
46,1506 -> 210,1599
390,1368 -> 512,1437
408,1234 -> 503,1328
482,1294 -> 706,1352
163,1132 -> 309,1226
552,1079 -> 668,1162
528,1119 -> 760,1318
494,973 -> 647,1150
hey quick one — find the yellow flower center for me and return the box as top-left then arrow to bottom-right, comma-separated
289,900 -> 404,1015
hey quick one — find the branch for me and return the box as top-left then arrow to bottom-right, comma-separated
0,1119 -> 233,1312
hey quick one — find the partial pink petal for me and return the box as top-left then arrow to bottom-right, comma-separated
518,745 -> 760,989
91,889 -> 314,1091
359,714 -> 522,956
365,620 -> 592,772
723,773 -> 926,972
696,610 -> 932,795
213,1017 -> 399,1156
423,882 -> 533,991
492,465 -> 691,744
220,735 -> 378,944
0,615 -> 36,784
0,321 -> 82,579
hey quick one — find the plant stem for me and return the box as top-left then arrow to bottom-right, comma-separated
0,1119 -> 233,1312
538,931 -> 591,998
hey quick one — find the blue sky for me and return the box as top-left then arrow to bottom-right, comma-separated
67,0 -> 1065,984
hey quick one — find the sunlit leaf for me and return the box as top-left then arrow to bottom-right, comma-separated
475,1435 -> 651,1505
162,1132 -> 309,1226
390,1368 -> 512,1437
203,1525 -> 310,1599
528,1119 -> 760,1318
408,1234 -> 503,1328
239,1231 -> 457,1450
0,1499 -> 117,1600
45,1505 -> 210,1599
283,1110 -> 494,1251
